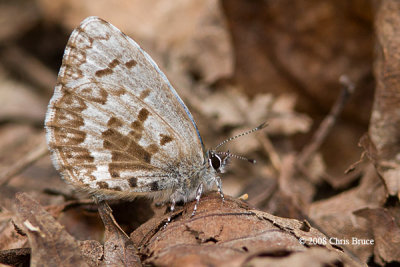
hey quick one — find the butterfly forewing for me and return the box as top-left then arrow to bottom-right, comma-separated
45,17 -> 204,197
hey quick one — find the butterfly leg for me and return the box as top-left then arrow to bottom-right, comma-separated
191,183 -> 204,217
163,198 -> 176,229
215,176 -> 225,202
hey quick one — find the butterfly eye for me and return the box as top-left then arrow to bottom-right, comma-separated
208,153 -> 222,171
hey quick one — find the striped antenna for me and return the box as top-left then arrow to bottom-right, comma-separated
214,122 -> 268,150
217,151 -> 256,164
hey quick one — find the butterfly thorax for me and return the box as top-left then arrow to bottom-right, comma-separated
156,155 -> 214,203
164,150 -> 229,202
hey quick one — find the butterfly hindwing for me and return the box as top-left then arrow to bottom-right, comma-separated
45,17 -> 205,198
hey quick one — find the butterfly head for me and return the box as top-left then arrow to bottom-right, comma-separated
206,149 -> 256,174
206,122 -> 268,174
207,150 -> 230,173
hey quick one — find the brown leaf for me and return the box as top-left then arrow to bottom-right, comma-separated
0,248 -> 30,266
359,134 -> 378,164
14,192 -> 89,267
370,0 -> 400,198
359,134 -> 400,198
132,193 -> 361,267
223,0 -> 373,119
354,207 -> 400,264
78,240 -> 103,267
0,217 -> 28,251
309,165 -> 387,262
243,247 -> 358,267
96,200 -> 141,267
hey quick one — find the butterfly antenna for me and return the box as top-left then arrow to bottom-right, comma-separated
214,122 -> 268,150
218,151 -> 257,164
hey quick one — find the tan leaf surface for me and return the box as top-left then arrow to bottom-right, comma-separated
14,193 -> 89,267
132,193 -> 361,267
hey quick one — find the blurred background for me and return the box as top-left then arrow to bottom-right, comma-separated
1,0 -> 386,264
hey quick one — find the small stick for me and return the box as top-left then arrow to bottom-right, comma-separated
95,198 -> 130,239
297,75 -> 355,167
257,134 -> 281,172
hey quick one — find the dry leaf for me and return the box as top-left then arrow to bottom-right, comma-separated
131,193 -> 360,266
14,193 -> 89,267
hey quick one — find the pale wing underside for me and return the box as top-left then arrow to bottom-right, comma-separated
45,17 -> 204,197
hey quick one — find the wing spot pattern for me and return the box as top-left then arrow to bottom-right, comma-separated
139,89 -> 150,99
109,59 -> 120,68
107,117 -> 123,128
150,181 -> 159,191
160,134 -> 173,146
45,17 -> 205,198
102,128 -> 155,163
95,68 -> 113,77
97,181 -> 109,189
128,177 -> 138,187
125,59 -> 137,68
129,108 -> 150,141
138,108 -> 149,122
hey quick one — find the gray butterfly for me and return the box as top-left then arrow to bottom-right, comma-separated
45,16 -> 266,223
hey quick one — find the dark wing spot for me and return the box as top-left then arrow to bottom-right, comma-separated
160,134 -> 173,146
147,144 -> 159,154
128,141 -> 152,163
131,121 -> 143,130
95,68 -> 113,77
75,26 -> 85,37
130,109 -> 148,134
102,129 -> 128,148
79,85 -> 108,104
59,92 -> 87,112
139,89 -> 151,100
138,108 -> 149,122
64,64 -> 84,79
108,59 -> 120,68
102,126 -> 156,163
73,26 -> 94,45
112,87 -> 126,96
128,177 -> 138,187
125,59 -> 137,68
53,108 -> 84,128
97,181 -> 109,189
107,117 -> 123,128
111,151 -> 134,162
129,130 -> 142,141
62,146 -> 94,163
150,181 -> 159,191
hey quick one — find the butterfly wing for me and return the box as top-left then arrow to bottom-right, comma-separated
45,17 -> 205,198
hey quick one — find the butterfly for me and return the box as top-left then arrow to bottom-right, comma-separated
45,16 -> 266,222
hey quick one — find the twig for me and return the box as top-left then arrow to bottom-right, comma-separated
0,115 -> 44,128
95,199 -> 130,239
257,133 -> 281,172
297,75 -> 355,167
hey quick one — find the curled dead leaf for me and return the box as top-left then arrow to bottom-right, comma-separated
131,193 -> 362,267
